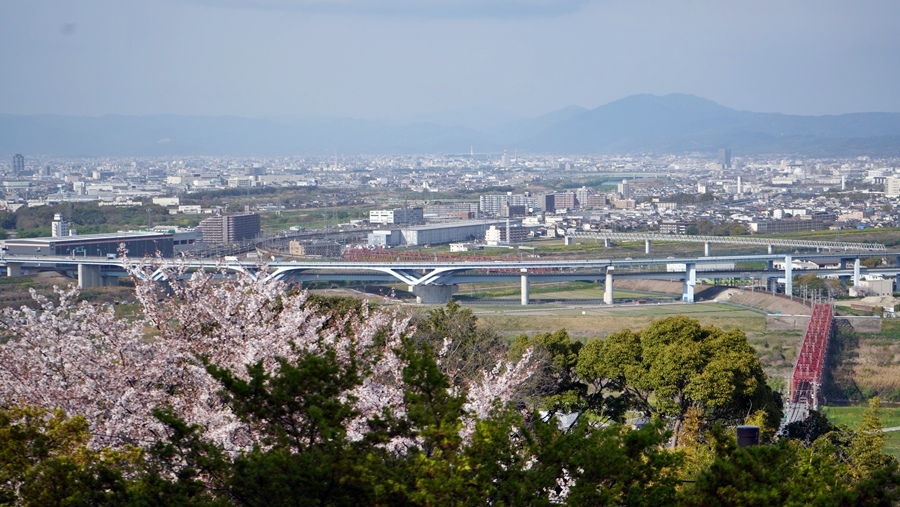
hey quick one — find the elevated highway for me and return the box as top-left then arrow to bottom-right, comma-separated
568,232 -> 886,255
1,249 -> 895,304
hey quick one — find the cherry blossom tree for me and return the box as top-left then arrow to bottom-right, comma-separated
0,257 -> 534,455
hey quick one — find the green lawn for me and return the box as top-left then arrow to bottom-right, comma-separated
821,405 -> 900,428
820,405 -> 900,457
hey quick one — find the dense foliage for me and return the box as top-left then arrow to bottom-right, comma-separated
0,259 -> 898,505
0,202 -> 171,236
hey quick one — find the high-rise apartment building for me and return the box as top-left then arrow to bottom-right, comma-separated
551,191 -> 576,211
51,213 -> 70,237
479,193 -> 535,216
198,212 -> 261,244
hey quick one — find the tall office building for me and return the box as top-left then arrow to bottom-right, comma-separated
198,212 -> 261,244
718,148 -> 732,169
541,193 -> 556,213
12,154 -> 24,175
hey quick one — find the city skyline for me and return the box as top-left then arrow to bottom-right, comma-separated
1,0 -> 899,120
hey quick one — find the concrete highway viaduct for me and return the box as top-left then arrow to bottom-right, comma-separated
2,250 -> 897,305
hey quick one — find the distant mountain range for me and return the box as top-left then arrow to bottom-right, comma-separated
2,94 -> 900,157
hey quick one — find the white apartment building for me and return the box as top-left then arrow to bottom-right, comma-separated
886,177 -> 900,197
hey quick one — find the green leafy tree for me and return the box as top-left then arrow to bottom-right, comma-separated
512,329 -> 585,417
782,410 -> 835,445
861,257 -> 883,268
683,419 -> 900,506
574,331 -> 641,423
0,406 -> 142,507
587,317 -> 781,444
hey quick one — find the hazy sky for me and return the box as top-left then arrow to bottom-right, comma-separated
2,0 -> 899,119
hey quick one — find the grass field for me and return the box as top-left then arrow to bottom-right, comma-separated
820,405 -> 900,456
474,302 -> 765,339
862,319 -> 900,341
454,280 -> 683,302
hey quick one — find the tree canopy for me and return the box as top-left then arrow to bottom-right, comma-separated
0,261 -> 895,505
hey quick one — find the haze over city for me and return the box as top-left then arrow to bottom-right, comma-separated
2,0 -> 900,122
8,1 -> 900,504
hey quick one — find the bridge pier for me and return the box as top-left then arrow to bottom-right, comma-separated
603,238 -> 610,248
682,263 -> 696,302
604,267 -> 614,304
853,258 -> 861,288
645,239 -> 651,254
410,284 -> 458,304
520,270 -> 529,306
767,244 -> 774,254
784,255 -> 793,296
6,262 -> 22,277
78,264 -> 102,289
704,242 -> 711,256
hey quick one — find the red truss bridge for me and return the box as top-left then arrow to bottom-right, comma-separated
784,304 -> 834,425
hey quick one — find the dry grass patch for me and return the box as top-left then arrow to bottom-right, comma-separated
850,339 -> 900,397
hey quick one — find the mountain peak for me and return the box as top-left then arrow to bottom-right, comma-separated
600,93 -> 732,114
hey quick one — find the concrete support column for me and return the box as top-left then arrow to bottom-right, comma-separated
767,244 -> 774,254
784,255 -> 792,296
410,284 -> 458,304
78,264 -> 102,289
604,238 -> 610,248
6,262 -> 22,277
520,269 -> 529,306
683,262 -> 696,302
766,259 -> 774,270
604,268 -> 614,305
704,242 -> 711,256
645,239 -> 651,254
853,258 -> 861,288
